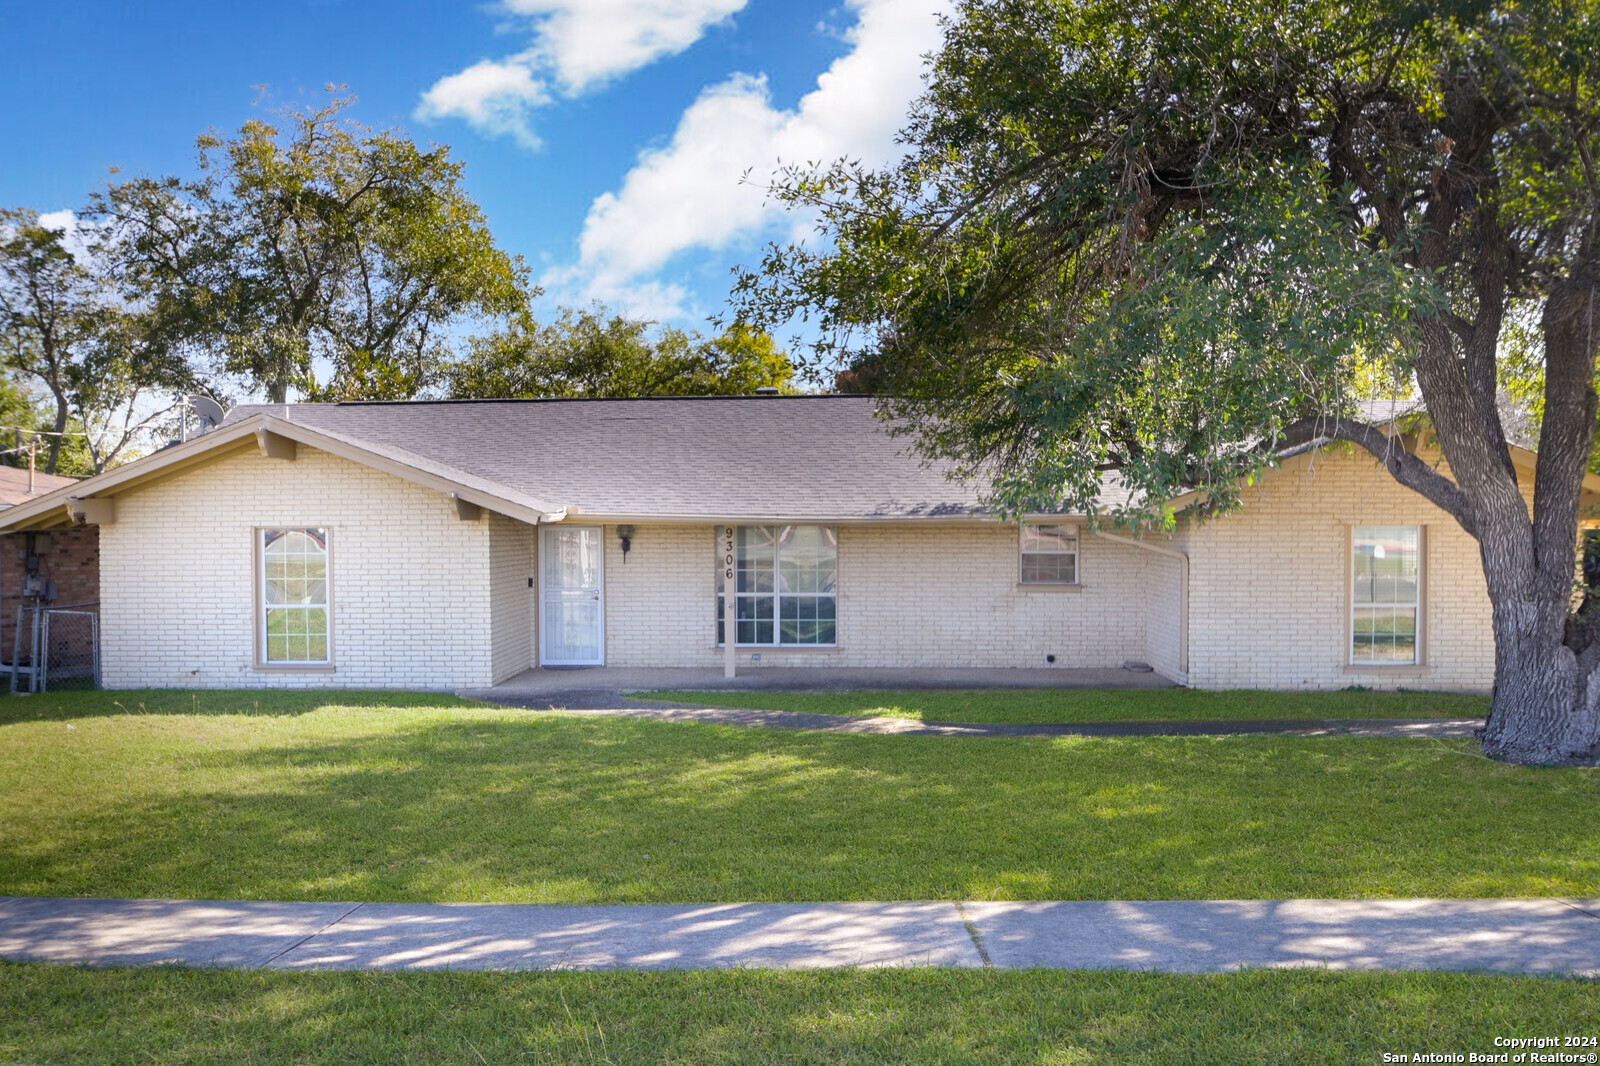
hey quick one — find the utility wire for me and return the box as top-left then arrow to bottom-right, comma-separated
0,425 -> 92,437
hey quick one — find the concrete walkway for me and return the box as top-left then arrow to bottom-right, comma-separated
479,666 -> 1178,697
461,670 -> 1483,738
3,897 -> 1596,975
463,694 -> 1486,739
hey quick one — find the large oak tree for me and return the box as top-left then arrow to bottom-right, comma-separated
0,209 -> 193,473
93,90 -> 529,403
736,0 -> 1600,764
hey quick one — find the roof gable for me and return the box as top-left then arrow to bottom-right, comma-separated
223,396 -> 1002,521
0,413 -> 568,532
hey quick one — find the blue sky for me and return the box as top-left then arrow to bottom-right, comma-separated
0,0 -> 946,335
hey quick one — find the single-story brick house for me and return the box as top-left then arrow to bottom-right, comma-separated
0,395 -> 1585,691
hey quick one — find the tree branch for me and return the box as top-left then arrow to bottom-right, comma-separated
1279,415 -> 1479,535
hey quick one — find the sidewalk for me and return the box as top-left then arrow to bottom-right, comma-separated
3,897 -> 1596,975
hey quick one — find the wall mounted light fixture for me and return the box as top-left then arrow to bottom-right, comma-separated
616,525 -> 635,562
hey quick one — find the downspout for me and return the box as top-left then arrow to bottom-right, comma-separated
1091,531 -> 1189,679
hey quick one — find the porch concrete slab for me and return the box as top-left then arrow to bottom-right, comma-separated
963,899 -> 1600,975
0,896 -> 359,968
267,902 -> 980,971
473,665 -> 1176,700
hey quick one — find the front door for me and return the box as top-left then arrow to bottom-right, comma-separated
540,525 -> 604,665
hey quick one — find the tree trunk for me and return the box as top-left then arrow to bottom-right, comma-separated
1479,583 -> 1600,765
1478,265 -> 1600,765
44,390 -> 68,475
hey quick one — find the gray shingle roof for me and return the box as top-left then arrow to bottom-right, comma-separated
0,465 -> 77,508
227,396 -> 1000,520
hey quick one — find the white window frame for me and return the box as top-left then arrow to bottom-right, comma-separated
1019,523 -> 1080,585
1350,525 -> 1422,666
256,527 -> 334,668
716,525 -> 838,647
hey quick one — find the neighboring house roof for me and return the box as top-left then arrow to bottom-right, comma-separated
222,396 -> 1006,521
0,464 -> 78,509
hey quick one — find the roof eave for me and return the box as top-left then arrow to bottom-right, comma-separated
0,413 -> 568,533
567,510 -> 1100,525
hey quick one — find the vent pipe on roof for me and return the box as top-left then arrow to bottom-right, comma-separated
754,386 -> 780,396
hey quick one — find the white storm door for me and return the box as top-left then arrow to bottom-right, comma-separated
540,525 -> 605,665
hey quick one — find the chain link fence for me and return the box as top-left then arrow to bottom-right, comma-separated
10,604 -> 100,692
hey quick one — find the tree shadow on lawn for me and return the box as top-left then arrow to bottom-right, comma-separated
4,965 -> 1597,1066
3,714 -> 1596,904
643,688 -> 1493,725
0,689 -> 475,725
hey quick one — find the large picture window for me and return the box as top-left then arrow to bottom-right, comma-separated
1020,524 -> 1078,584
261,528 -> 331,664
1352,525 -> 1420,664
717,525 -> 837,646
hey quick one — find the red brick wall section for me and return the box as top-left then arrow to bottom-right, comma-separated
0,527 -> 100,662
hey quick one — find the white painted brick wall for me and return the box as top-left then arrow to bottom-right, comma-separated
488,514 -> 535,683
100,446 -> 496,689
1184,449 -> 1506,691
98,442 -> 1504,691
594,522 -> 1151,669
1142,549 -> 1185,681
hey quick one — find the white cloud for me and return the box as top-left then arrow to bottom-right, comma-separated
510,0 -> 749,94
416,59 -> 551,149
558,0 -> 948,307
417,0 -> 747,145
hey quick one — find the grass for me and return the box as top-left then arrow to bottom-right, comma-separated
641,687 -> 1492,724
0,689 -> 1594,903
1,963 -> 1596,1066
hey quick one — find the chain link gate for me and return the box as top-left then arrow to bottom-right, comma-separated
10,604 -> 100,693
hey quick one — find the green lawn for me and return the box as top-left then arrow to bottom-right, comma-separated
642,687 -> 1491,724
0,690 -> 1593,903
2,964 -> 1595,1066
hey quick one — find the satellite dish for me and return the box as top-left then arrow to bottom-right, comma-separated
187,395 -> 227,433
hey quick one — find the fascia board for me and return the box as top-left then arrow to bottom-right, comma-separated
0,413 -> 566,532
0,420 -> 264,531
565,511 -> 1069,525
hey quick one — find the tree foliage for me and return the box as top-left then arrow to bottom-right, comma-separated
92,89 -> 530,403
447,308 -> 793,399
0,209 -> 192,473
735,0 -> 1600,763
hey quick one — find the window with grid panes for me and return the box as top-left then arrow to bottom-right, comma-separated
1020,524 -> 1078,584
1352,525 -> 1420,664
716,525 -> 837,645
261,528 -> 330,664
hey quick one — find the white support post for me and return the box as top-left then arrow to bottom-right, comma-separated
722,524 -> 737,679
